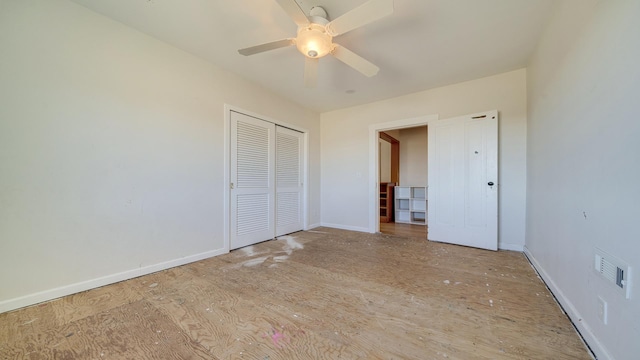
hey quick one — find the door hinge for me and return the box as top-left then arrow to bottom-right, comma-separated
230,182 -> 234,189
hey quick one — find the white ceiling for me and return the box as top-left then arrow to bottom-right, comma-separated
70,0 -> 554,113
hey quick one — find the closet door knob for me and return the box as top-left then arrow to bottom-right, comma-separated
487,182 -> 494,186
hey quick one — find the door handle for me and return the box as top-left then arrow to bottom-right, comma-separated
487,182 -> 494,186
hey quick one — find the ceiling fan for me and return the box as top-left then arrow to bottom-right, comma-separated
238,0 -> 394,87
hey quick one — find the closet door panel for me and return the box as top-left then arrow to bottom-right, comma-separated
230,111 -> 275,249
275,126 -> 303,236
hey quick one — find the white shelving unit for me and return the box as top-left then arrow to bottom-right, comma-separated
395,186 -> 427,225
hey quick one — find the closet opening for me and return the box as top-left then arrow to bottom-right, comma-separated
224,106 -> 309,251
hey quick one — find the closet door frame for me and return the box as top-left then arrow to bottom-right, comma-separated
223,104 -> 309,252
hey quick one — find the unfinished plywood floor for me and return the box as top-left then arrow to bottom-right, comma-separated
0,227 -> 591,359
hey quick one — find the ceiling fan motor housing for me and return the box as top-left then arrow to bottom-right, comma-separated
309,6 -> 328,19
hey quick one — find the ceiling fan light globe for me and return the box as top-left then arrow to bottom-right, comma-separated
296,25 -> 332,58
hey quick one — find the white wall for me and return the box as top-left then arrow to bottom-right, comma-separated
525,1 -> 640,359
0,0 -> 320,312
321,69 -> 527,251
398,126 -> 428,187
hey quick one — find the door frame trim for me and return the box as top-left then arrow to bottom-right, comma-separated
368,114 -> 439,234
224,104 -> 310,253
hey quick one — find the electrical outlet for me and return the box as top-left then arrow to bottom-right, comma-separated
597,296 -> 608,325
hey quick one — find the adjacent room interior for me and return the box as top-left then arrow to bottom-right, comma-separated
378,127 -> 429,239
1,0 -> 638,359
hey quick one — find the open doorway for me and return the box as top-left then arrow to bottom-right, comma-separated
371,111 -> 499,249
377,126 -> 429,239
369,114 -> 438,234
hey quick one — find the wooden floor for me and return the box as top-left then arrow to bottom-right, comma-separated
1,227 -> 591,359
379,221 -> 428,238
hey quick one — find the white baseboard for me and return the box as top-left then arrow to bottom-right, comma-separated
498,242 -> 524,251
320,223 -> 370,233
0,247 -> 228,314
306,222 -> 322,230
523,246 -> 607,360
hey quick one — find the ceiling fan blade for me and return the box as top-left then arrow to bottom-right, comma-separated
275,0 -> 310,27
331,45 -> 379,77
304,57 -> 318,88
326,0 -> 394,37
238,38 -> 295,56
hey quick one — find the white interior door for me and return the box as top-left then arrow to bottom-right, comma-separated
276,126 -> 304,236
427,111 -> 498,250
230,111 -> 275,250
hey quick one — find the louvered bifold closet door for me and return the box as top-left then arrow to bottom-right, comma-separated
230,111 -> 275,250
275,126 -> 304,236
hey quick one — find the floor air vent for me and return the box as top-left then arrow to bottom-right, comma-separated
595,248 -> 631,299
